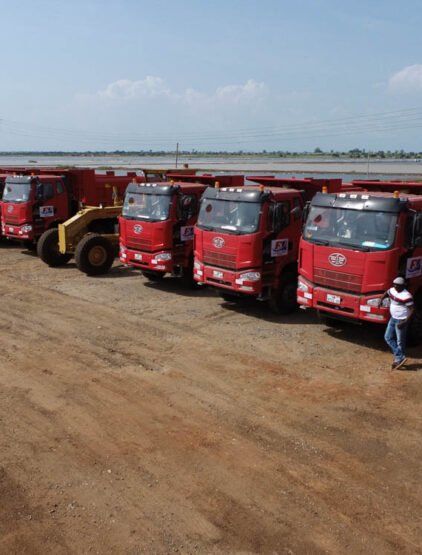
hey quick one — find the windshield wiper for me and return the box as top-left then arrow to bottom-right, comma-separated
309,238 -> 329,246
336,240 -> 370,252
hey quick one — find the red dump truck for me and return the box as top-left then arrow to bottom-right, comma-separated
297,180 -> 422,342
119,174 -> 244,285
193,177 -> 344,312
1,169 -> 139,245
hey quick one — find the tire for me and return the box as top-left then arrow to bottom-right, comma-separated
268,274 -> 298,314
37,228 -> 72,267
75,234 -> 115,276
180,257 -> 198,288
142,270 -> 165,281
408,309 -> 422,346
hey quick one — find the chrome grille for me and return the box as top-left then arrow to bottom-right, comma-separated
314,267 -> 362,293
203,249 -> 236,269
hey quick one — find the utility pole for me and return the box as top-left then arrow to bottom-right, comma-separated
366,150 -> 370,177
175,142 -> 179,168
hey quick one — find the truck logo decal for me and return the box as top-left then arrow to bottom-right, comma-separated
7,205 -> 13,213
271,239 -> 289,257
39,206 -> 54,218
212,236 -> 225,248
406,256 -> 422,278
180,226 -> 194,242
133,224 -> 143,234
328,253 -> 347,267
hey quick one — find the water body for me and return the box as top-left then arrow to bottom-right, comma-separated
1,154 -> 422,181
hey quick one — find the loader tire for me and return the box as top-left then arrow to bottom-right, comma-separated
75,234 -> 115,276
37,228 -> 72,267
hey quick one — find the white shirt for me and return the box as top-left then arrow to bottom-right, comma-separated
388,287 -> 414,320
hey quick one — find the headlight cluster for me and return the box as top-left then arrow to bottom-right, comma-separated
366,297 -> 389,308
239,271 -> 260,282
21,224 -> 33,233
153,252 -> 172,262
297,279 -> 309,292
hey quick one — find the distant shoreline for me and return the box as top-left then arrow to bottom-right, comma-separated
1,154 -> 422,177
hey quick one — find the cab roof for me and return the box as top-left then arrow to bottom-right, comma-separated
126,180 -> 208,196
5,174 -> 63,183
203,185 -> 303,203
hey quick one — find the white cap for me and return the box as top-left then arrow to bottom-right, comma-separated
393,276 -> 405,285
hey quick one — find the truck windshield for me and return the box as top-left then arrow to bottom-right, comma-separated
304,206 -> 398,250
197,199 -> 261,234
2,183 -> 32,203
122,192 -> 171,221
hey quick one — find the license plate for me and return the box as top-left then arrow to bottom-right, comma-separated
134,253 -> 143,261
327,294 -> 341,304
213,270 -> 224,279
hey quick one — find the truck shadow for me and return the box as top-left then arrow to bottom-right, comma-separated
92,265 -> 138,279
220,301 -> 320,326
324,322 -> 422,366
142,279 -> 218,298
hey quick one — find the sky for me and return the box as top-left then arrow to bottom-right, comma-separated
1,0 -> 422,151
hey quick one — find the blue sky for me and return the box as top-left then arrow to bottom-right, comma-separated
1,0 -> 422,151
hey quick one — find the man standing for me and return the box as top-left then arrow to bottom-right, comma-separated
380,277 -> 414,369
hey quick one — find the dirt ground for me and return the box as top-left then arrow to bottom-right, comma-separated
0,244 -> 421,555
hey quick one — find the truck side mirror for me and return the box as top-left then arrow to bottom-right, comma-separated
411,213 -> 422,247
36,184 -> 43,201
178,195 -> 196,220
291,206 -> 302,221
272,204 -> 289,233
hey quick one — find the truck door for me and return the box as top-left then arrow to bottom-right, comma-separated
34,180 -> 68,235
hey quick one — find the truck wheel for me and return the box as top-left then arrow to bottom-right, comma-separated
142,270 -> 165,281
268,274 -> 298,314
75,234 -> 115,276
37,228 -> 72,267
408,309 -> 422,345
180,257 -> 198,288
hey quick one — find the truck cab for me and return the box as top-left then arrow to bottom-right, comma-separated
1,174 -> 67,241
119,180 -> 208,283
298,182 -> 422,341
194,185 -> 301,312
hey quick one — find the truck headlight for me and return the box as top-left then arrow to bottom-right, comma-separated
21,224 -> 33,233
154,252 -> 172,261
239,271 -> 261,281
298,279 -> 309,292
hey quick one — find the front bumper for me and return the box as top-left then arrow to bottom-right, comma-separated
120,247 -> 173,272
2,222 -> 34,240
297,280 -> 389,323
194,261 -> 261,295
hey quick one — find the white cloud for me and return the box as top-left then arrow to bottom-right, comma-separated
97,76 -> 170,99
215,79 -> 266,103
92,77 -> 266,106
389,65 -> 422,93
